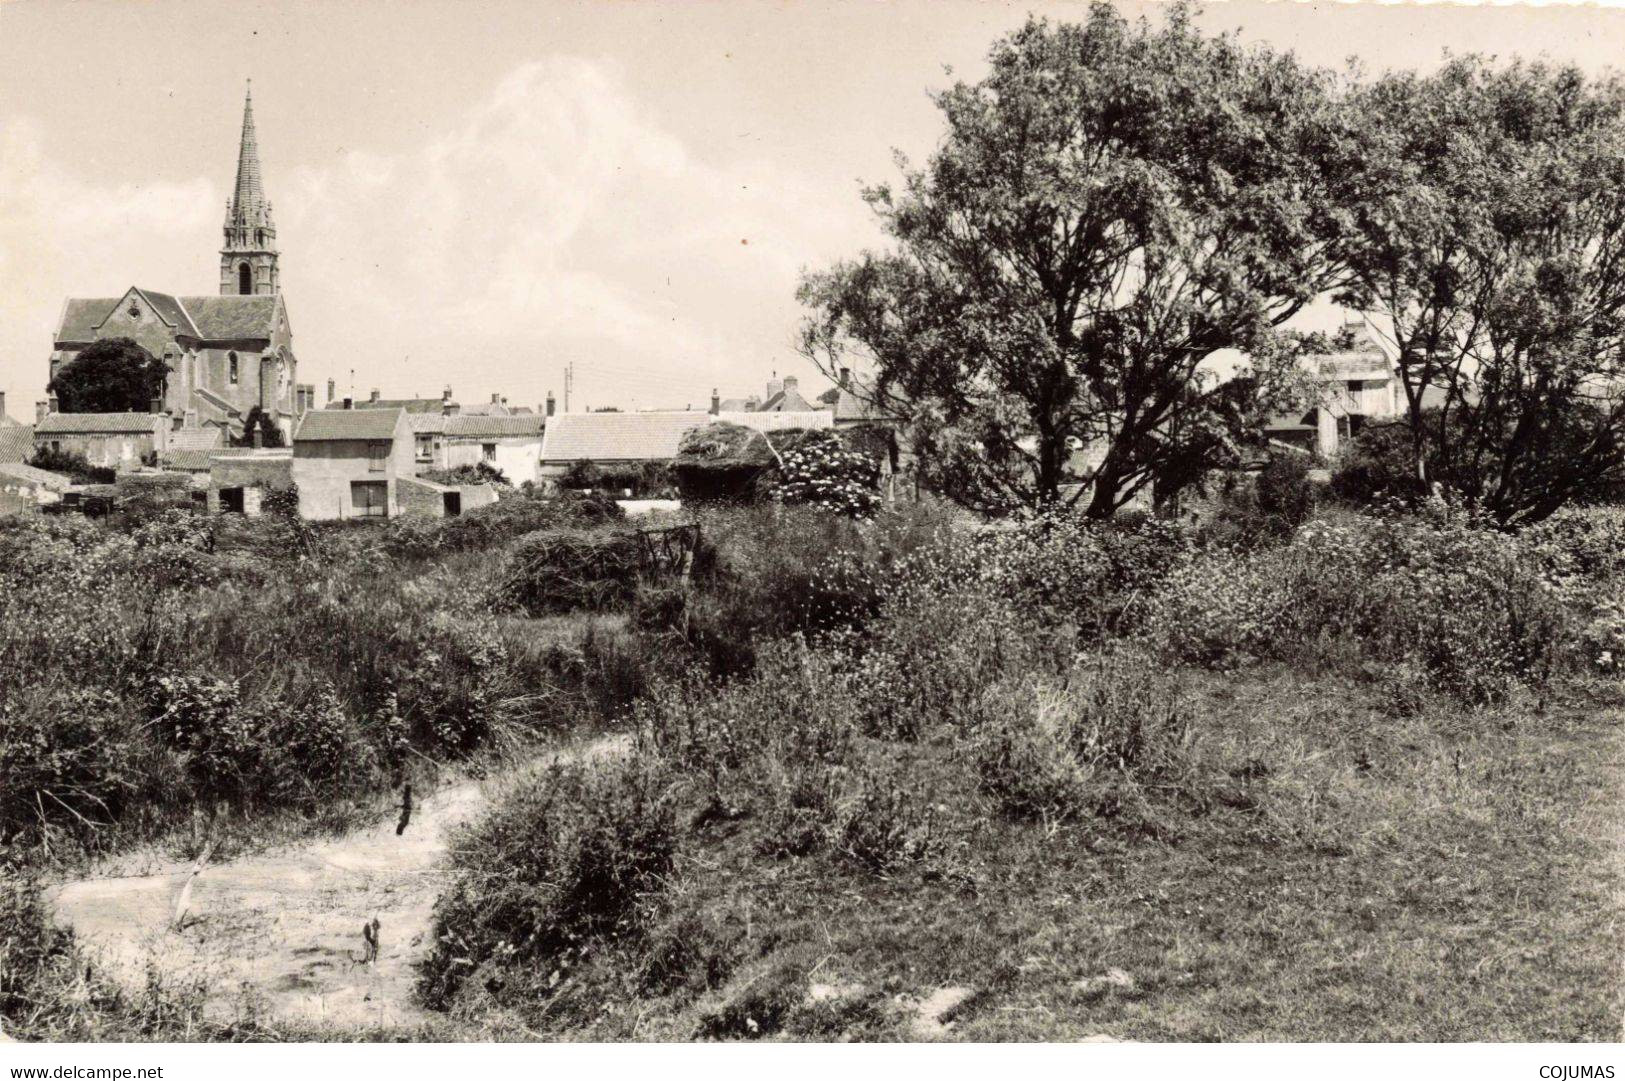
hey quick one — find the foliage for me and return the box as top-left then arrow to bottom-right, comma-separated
421,461 -> 508,487
771,429 -> 881,518
46,338 -> 167,414
420,753 -> 680,1013
799,3 -> 1349,515
231,406 -> 286,449
1338,57 -> 1625,525
27,446 -> 114,485
1255,455 -> 1314,532
560,459 -> 602,490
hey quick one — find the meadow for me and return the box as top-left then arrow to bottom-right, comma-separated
2,481 -> 1623,1041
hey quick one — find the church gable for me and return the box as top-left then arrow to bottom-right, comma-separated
77,287 -> 187,358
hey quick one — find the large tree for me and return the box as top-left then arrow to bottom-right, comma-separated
798,3 -> 1356,515
1338,58 -> 1625,526
47,337 -> 167,414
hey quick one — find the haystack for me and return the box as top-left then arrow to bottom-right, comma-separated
672,421 -> 782,503
491,526 -> 643,615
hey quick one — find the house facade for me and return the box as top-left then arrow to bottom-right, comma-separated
291,408 -> 414,520
445,414 -> 545,485
34,413 -> 170,469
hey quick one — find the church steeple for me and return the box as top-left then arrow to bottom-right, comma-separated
221,80 -> 279,296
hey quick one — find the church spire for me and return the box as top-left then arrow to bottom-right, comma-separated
232,80 -> 265,220
221,79 -> 279,296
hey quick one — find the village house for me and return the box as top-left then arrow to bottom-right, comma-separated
34,412 -> 170,470
444,414 -> 546,485
290,407 -> 414,520
538,409 -> 834,486
1266,322 -> 1403,459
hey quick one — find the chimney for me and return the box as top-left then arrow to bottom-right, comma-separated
327,378 -> 336,403
766,372 -> 783,399
442,385 -> 453,403
34,400 -> 47,423
48,395 -> 58,415
710,388 -> 720,416
184,409 -> 198,429
546,392 -> 556,418
839,366 -> 852,390
0,392 -> 7,423
149,398 -> 162,415
370,388 -> 381,403
491,393 -> 501,406
783,375 -> 798,391
342,396 -> 353,410
252,428 -> 263,449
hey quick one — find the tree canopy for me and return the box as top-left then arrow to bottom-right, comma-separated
1337,57 -> 1625,526
47,338 -> 168,414
799,2 -> 1356,515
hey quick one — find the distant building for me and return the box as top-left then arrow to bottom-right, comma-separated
290,407 -> 414,520
0,462 -> 70,511
445,414 -> 545,485
1266,322 -> 1402,458
34,413 -> 170,469
538,409 -> 833,484
43,86 -> 302,440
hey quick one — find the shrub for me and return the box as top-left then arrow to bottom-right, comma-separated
419,752 -> 679,1014
1255,455 -> 1314,531
28,447 -> 114,486
771,429 -> 882,518
974,655 -> 1203,833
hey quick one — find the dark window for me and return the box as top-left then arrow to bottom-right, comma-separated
482,443 -> 497,462
228,352 -> 239,384
239,263 -> 253,295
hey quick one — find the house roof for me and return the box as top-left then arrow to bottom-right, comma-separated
0,463 -> 71,490
446,414 -> 545,438
0,426 -> 33,464
36,412 -> 162,434
294,407 -> 405,442
324,397 -> 449,414
168,428 -> 223,453
457,402 -> 512,417
540,410 -> 831,463
162,450 -> 216,472
830,383 -> 898,423
758,385 -> 818,413
406,413 -> 448,434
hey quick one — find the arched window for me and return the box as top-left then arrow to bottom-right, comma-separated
239,263 -> 253,295
228,352 -> 239,385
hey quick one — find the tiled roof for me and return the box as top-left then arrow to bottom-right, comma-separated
718,397 -> 760,412
295,407 -> 404,442
542,412 -> 714,462
759,386 -> 817,413
0,463 -> 71,490
0,426 -> 33,464
130,289 -> 200,336
174,295 -> 280,339
458,402 -> 511,416
56,299 -> 119,342
832,383 -> 898,423
446,414 -> 544,438
168,429 -> 224,453
406,413 -> 447,433
56,294 -> 281,342
324,397 -> 448,414
540,410 -> 831,463
163,450 -> 216,472
36,412 -> 162,434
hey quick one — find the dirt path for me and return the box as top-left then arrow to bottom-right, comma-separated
50,736 -> 625,1033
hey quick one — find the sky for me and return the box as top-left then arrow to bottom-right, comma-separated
5,0 -> 1625,421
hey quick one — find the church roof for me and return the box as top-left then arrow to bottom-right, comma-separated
295,407 -> 405,442
52,294 -> 282,344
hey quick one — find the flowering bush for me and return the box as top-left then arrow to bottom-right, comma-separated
771,431 -> 881,518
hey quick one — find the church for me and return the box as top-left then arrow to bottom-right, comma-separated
43,86 -> 310,440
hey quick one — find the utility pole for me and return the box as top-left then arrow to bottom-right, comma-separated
563,363 -> 573,413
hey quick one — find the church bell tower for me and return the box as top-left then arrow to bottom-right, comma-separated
220,81 -> 279,296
